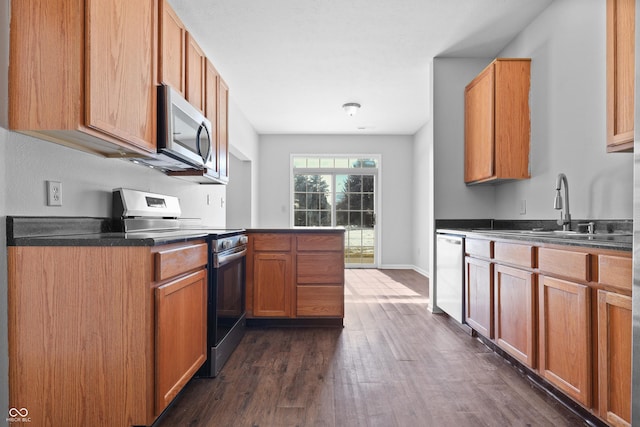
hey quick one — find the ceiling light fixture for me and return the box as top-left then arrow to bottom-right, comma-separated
342,102 -> 361,116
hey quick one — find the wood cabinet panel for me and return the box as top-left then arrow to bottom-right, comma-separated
10,0 -> 157,156
253,233 -> 293,252
155,269 -> 207,415
464,65 -> 494,183
607,0 -> 635,152
8,246 -> 155,426
297,252 -> 344,284
465,256 -> 493,338
538,247 -> 590,282
464,59 -> 530,184
186,32 -> 206,112
253,252 -> 293,317
598,254 -> 632,291
205,59 -> 220,177
159,0 -> 186,95
297,233 -> 344,252
538,275 -> 591,407
218,77 -> 230,181
297,286 -> 344,317
597,290 -> 632,426
494,264 -> 536,368
494,241 -> 534,268
85,0 -> 157,152
154,242 -> 208,281
465,238 -> 492,259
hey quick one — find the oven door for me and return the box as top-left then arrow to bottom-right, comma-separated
212,246 -> 246,346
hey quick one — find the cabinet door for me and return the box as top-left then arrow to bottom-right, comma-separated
186,33 -> 206,112
159,0 -> 186,95
598,290 -> 632,426
607,0 -> 635,152
465,256 -> 493,338
155,269 -> 207,415
464,65 -> 494,183
205,60 -> 220,177
538,275 -> 591,407
253,253 -> 293,317
85,0 -> 156,152
218,77 -> 230,181
494,264 -> 536,368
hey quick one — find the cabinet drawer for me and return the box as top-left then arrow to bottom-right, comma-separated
598,254 -> 632,291
494,242 -> 534,268
155,243 -> 208,282
297,234 -> 344,251
297,285 -> 344,317
538,247 -> 590,282
297,252 -> 344,284
466,238 -> 493,258
252,234 -> 292,252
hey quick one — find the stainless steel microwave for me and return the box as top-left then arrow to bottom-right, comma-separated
157,84 -> 214,171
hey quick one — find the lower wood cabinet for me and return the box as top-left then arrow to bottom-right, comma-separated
597,290 -> 632,427
155,269 -> 207,415
465,256 -> 493,338
494,264 -> 536,368
253,252 -> 293,317
538,275 -> 592,407
247,231 -> 345,320
8,240 -> 208,426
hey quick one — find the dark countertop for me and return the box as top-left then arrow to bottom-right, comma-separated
246,227 -> 346,234
7,216 -> 216,247
436,219 -> 632,252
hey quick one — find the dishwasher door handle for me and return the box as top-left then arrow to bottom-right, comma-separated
438,236 -> 462,245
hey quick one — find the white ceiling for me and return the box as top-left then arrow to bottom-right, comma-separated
168,0 -> 553,135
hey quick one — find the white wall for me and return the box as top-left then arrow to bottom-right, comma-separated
228,99 -> 259,227
258,134 -> 414,267
432,57 -> 495,220
412,121 -> 432,276
495,0 -> 633,220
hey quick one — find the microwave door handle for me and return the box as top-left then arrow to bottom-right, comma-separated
196,122 -> 211,164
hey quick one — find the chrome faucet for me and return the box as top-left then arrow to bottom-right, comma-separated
554,173 -> 571,231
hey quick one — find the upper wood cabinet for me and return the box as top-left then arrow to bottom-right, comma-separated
186,33 -> 206,113
159,0 -> 186,96
9,0 -> 157,156
607,0 -> 635,153
464,58 -> 531,184
218,77 -> 230,182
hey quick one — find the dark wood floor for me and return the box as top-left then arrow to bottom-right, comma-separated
155,269 -> 586,427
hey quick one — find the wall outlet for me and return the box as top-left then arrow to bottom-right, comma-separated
519,199 -> 526,215
47,181 -> 62,206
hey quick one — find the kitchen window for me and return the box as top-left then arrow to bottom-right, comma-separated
291,155 -> 379,267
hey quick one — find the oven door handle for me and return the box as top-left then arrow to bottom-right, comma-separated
214,247 -> 247,268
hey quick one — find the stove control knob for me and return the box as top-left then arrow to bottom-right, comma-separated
239,236 -> 248,245
221,240 -> 232,250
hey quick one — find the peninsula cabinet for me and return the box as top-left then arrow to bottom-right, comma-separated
246,230 -> 345,322
464,58 -> 531,184
8,240 -> 208,426
607,0 -> 635,152
159,0 -> 187,96
9,0 -> 157,156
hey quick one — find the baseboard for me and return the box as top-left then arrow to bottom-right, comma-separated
376,264 -> 430,279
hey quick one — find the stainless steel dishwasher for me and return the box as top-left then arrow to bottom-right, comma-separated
436,233 -> 465,323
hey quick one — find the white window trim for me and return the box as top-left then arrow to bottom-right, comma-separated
289,154 -> 382,267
